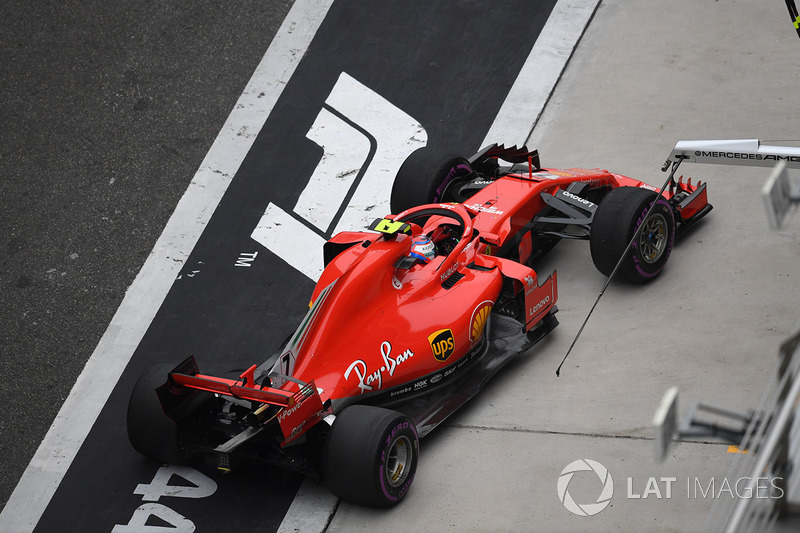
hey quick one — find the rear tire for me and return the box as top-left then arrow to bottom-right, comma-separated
127,364 -> 186,464
391,148 -> 471,213
590,186 -> 675,283
323,405 -> 419,506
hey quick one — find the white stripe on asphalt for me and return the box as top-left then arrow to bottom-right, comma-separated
481,0 -> 600,150
0,1 -> 334,531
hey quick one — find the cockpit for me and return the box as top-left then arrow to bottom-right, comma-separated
369,204 -> 477,286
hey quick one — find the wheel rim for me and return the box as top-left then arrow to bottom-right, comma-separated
384,435 -> 412,488
638,213 -> 667,264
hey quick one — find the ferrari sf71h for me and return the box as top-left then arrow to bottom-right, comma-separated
127,144 -> 711,506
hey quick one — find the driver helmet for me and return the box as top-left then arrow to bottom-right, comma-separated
409,235 -> 435,264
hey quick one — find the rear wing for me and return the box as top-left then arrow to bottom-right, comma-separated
168,356 -> 325,446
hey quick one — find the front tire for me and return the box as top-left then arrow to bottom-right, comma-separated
323,405 -> 419,506
590,186 -> 675,283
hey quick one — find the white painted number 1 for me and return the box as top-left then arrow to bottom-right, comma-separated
251,72 -> 427,281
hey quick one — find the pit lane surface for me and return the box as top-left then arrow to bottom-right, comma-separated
3,1 -> 800,532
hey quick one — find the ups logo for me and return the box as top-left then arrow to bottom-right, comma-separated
428,329 -> 455,362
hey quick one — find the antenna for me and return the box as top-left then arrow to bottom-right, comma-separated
555,156 -> 686,376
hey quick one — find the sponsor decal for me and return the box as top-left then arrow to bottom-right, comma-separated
638,183 -> 658,192
529,295 -> 550,318
469,301 -> 493,343
373,326 -> 488,402
344,341 -> 414,394
277,382 -> 324,444
464,202 -> 504,215
524,274 -> 540,296
392,276 -> 403,289
695,150 -> 800,164
440,262 -> 460,282
560,190 -> 594,206
285,419 -> 307,441
389,385 -> 412,398
277,401 -> 302,424
428,329 -> 455,362
576,178 -> 603,188
567,167 -> 601,175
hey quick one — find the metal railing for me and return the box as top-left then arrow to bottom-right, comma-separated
702,320 -> 800,532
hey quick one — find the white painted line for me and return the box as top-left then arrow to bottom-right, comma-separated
253,202 -> 328,280
322,72 -> 428,236
251,71 -> 427,282
481,0 -> 600,149
0,1 -> 334,531
276,479 -> 339,533
297,107 -> 372,231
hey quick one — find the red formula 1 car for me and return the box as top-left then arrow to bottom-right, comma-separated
127,144 -> 711,506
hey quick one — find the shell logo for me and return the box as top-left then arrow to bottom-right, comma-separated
469,301 -> 493,343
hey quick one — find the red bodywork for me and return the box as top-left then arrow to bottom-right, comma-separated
168,164 -> 708,446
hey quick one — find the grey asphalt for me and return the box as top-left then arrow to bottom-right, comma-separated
0,0 -> 293,512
